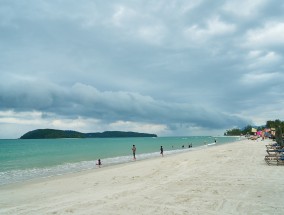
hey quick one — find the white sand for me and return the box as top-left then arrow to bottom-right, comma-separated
1,138 -> 284,215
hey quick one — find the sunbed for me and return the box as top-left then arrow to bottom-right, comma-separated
264,155 -> 284,166
265,143 -> 280,149
266,148 -> 284,155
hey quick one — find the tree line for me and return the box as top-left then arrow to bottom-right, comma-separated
225,119 -> 284,136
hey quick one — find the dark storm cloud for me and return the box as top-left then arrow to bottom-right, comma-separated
0,79 -> 249,130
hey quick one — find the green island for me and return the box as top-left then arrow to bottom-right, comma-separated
20,129 -> 157,139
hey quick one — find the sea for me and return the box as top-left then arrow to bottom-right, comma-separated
0,136 -> 241,186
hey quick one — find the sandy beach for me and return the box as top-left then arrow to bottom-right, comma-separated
0,138 -> 283,215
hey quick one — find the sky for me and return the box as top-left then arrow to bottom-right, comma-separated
0,0 -> 284,139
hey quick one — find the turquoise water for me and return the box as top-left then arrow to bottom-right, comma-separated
0,136 -> 240,185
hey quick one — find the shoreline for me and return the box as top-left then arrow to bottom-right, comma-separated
1,138 -> 283,214
0,141 -> 217,187
0,137 -> 239,186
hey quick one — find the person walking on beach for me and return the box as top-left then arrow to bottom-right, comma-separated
132,145 -> 136,160
160,146 -> 164,157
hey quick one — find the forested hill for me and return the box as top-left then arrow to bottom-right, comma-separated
20,129 -> 157,139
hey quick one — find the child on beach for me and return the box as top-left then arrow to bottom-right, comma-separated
96,159 -> 102,168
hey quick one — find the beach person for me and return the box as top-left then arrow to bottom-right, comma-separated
132,145 -> 136,160
96,159 -> 102,168
160,146 -> 164,157
214,138 -> 217,143
262,131 -> 265,141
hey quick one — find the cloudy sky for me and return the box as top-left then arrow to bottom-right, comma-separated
0,0 -> 284,139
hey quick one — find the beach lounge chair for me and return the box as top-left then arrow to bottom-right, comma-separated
266,148 -> 284,155
264,155 -> 277,165
264,155 -> 284,166
265,143 -> 280,149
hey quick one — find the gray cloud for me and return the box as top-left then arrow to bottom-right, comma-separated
0,0 -> 283,138
0,80 -> 250,131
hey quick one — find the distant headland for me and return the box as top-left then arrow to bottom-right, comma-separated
19,129 -> 158,139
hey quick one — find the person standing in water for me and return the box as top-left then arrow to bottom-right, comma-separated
132,145 -> 136,160
160,146 -> 164,157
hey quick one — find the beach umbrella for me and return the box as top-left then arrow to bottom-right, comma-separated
251,128 -> 257,133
